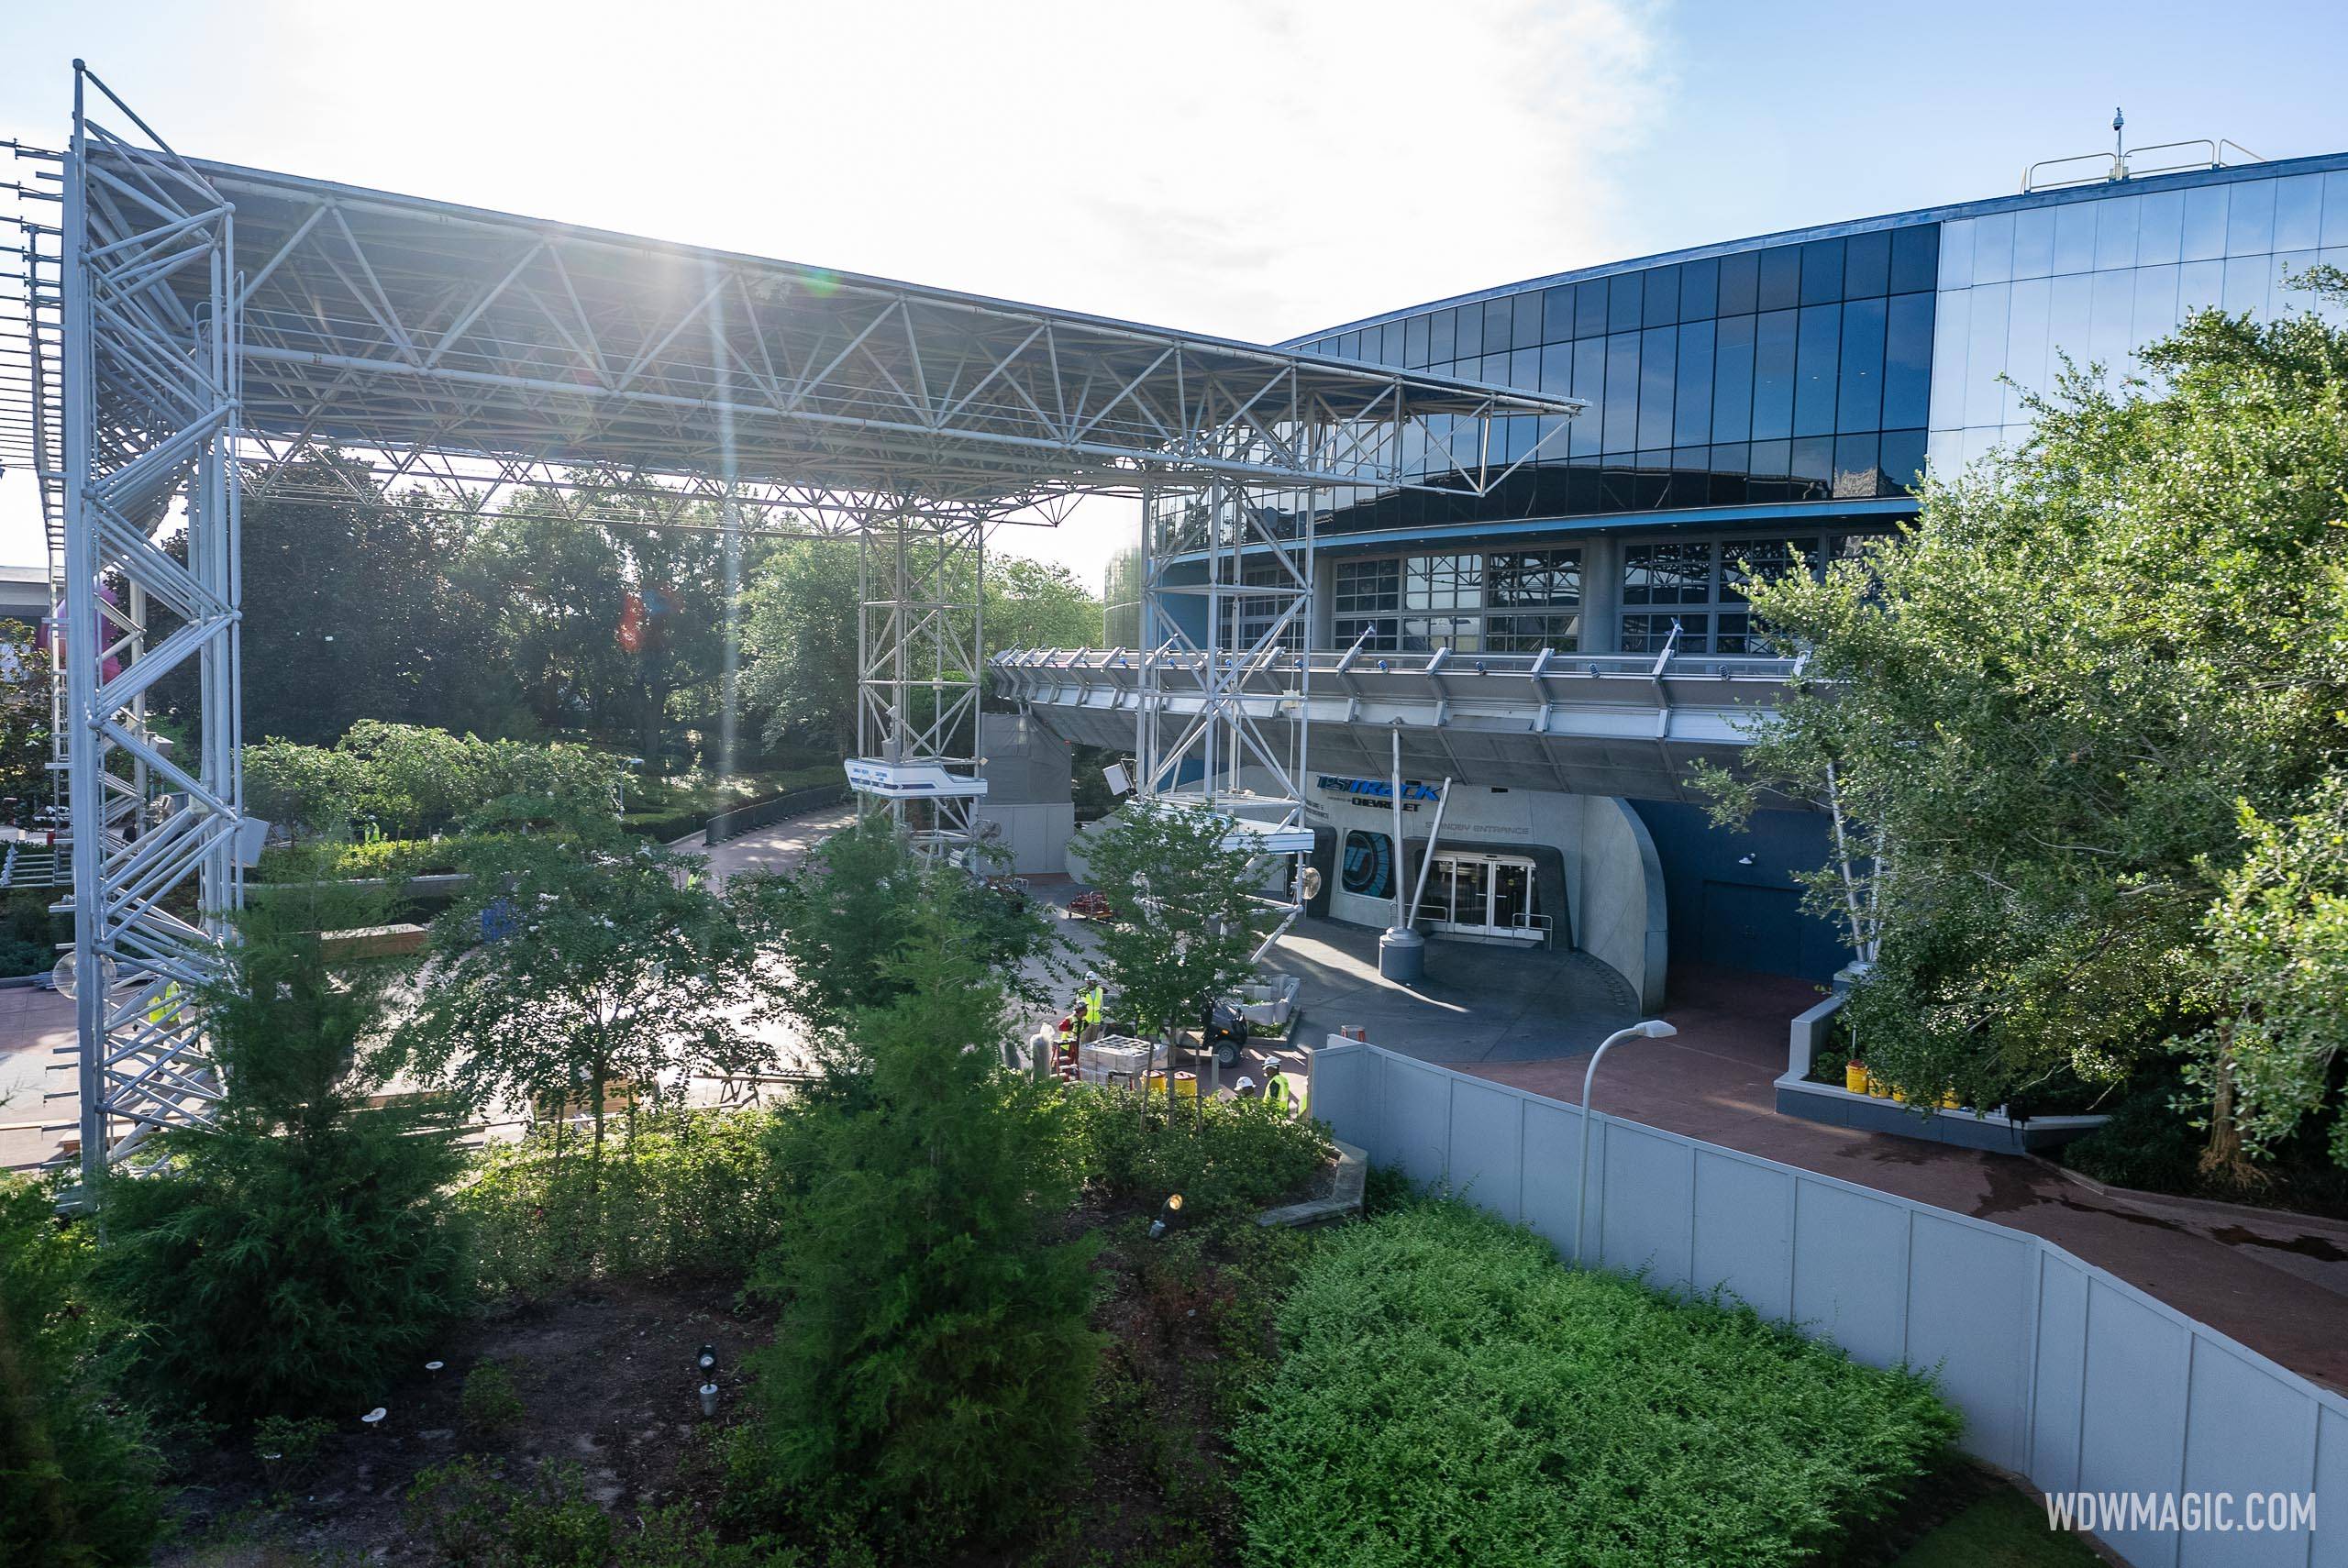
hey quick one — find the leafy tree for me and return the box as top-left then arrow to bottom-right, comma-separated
1080,801 -> 1272,1057
403,807 -> 778,1166
221,452 -> 525,745
750,812 -> 1057,1049
0,618 -> 54,825
0,1176 -> 162,1568
737,543 -> 1105,755
984,554 -> 1104,651
246,723 -> 625,841
734,900 -> 1102,1551
737,537 -> 863,755
1702,273 -> 2348,1176
90,862 -> 471,1421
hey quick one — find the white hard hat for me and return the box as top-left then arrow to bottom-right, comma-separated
1233,1076 -> 1257,1091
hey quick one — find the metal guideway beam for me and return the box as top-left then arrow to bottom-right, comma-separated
3,61 -> 1581,1178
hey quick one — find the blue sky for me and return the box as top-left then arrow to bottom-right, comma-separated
4,0 -> 2342,579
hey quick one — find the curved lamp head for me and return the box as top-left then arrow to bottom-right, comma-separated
1632,1020 -> 1677,1039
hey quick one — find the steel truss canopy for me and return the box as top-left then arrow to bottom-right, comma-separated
0,61 -> 1583,1182
142,153 -> 1586,526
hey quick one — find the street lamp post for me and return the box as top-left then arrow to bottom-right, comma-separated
1574,1020 -> 1678,1267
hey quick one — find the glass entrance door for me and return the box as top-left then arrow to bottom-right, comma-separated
1419,852 -> 1541,939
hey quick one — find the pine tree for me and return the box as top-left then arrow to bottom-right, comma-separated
735,899 -> 1101,1551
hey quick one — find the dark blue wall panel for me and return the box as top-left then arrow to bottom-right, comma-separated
1629,798 -> 1850,983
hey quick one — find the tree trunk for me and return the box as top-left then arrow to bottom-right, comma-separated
2198,1021 -> 2263,1188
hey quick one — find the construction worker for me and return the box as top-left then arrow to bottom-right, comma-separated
1267,1064 -> 1309,1120
1080,973 -> 1107,1043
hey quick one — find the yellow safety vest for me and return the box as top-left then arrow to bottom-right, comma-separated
1083,986 -> 1105,1024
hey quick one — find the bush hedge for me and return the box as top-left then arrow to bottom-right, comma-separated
1065,1087 -> 1334,1219
459,1107 -> 806,1300
1232,1199 -> 1960,1568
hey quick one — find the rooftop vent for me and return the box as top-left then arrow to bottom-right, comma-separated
2021,109 -> 2260,193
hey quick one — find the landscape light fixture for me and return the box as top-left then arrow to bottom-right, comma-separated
1573,1021 -> 1678,1267
700,1383 -> 720,1419
697,1343 -> 717,1375
1149,1193 -> 1186,1240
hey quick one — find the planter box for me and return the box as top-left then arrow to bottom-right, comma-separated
1780,991 -> 2108,1155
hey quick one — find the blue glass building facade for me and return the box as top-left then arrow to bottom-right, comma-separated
1088,149 -> 2348,985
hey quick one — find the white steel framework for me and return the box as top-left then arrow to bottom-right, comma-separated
2,62 -> 1579,1180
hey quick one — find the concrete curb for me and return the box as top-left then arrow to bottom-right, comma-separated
2026,1153 -> 2348,1240
1257,1138 -> 1367,1229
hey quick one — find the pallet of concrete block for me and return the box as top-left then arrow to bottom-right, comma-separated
1230,972 -> 1301,1029
1076,1036 -> 1155,1087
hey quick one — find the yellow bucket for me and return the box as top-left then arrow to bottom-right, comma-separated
1844,1063 -> 1869,1095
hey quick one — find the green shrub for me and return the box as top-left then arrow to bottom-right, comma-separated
90,877 -> 472,1422
1232,1199 -> 1960,1568
405,1455 -> 614,1568
460,1361 -> 525,1442
459,1107 -> 805,1301
0,1176 -> 164,1568
252,1413 -> 336,1488
1067,1087 -> 1334,1219
732,908 -> 1101,1553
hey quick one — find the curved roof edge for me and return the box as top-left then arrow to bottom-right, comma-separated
1286,148 -> 2348,347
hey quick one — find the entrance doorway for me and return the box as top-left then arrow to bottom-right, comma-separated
1416,851 -> 1547,942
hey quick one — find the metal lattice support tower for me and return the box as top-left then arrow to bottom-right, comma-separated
56,64 -> 247,1182
847,500 -> 988,858
4,60 -> 1579,1178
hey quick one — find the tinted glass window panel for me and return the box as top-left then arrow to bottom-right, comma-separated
1844,230 -> 1891,298
2012,207 -> 2055,281
1972,212 -> 2015,284
1800,238 -> 1846,305
1429,308 -> 1456,363
1621,612 -> 1708,655
1539,343 -> 1572,394
1674,319 -> 1715,447
2181,185 -> 2228,261
1878,428 -> 1927,494
1543,286 -> 1577,343
1638,325 -> 1678,449
2053,202 -> 2098,274
1609,272 -> 1645,332
2095,197 -> 2141,271
1680,257 -> 1720,321
1720,536 -> 1822,603
1569,337 -> 1607,458
1711,313 -> 1755,443
1749,437 -> 1790,478
1832,433 -> 1880,498
1602,333 -> 1641,454
1645,264 -> 1682,326
2275,174 -> 2322,251
2226,178 -> 2276,257
1837,296 -> 1887,433
1888,225 -> 1940,293
1451,304 -> 1479,359
1622,540 -> 1712,604
2137,190 -> 2185,265
1750,309 -> 1797,441
1575,280 -> 1609,337
1719,249 -> 1760,315
1792,304 -> 1841,438
1757,246 -> 1800,311
1483,300 -> 1513,355
1510,348 -> 1541,390
1789,436 -> 1834,499
2323,171 -> 2348,248
1380,320 -> 1405,363
1404,314 -> 1431,366
1937,219 -> 1976,288
1881,291 -> 1933,430
1488,548 -> 1581,607
1514,291 -> 1545,349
